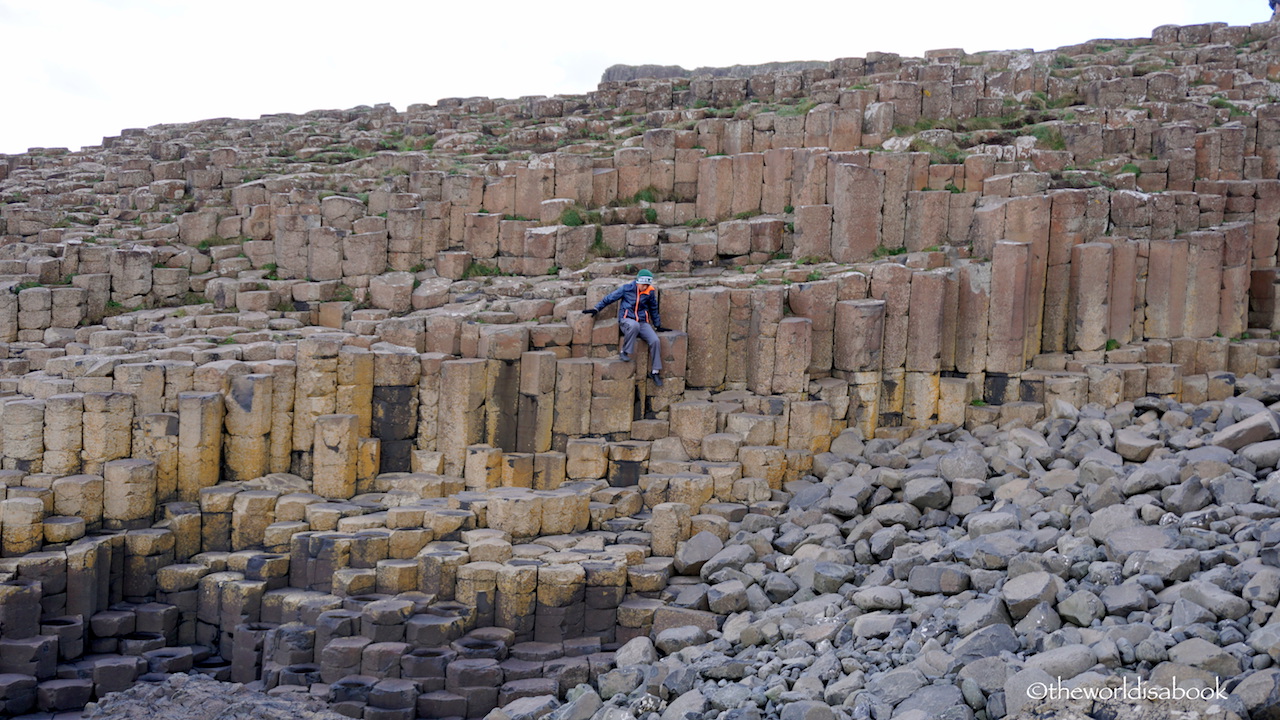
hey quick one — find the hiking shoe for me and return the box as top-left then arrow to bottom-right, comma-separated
619,354 -> 631,362
651,372 -> 664,387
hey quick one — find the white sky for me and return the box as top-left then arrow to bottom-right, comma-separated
0,0 -> 1270,155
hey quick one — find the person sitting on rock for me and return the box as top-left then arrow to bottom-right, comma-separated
584,269 -> 669,386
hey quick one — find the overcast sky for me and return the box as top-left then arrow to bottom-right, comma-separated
0,0 -> 1270,155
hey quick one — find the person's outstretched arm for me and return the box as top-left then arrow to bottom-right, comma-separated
585,284 -> 626,316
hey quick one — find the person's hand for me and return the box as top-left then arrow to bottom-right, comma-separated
584,308 -> 598,316
655,325 -> 670,332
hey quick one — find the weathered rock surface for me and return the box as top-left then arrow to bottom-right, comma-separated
88,673 -> 346,720
0,12 -> 1277,720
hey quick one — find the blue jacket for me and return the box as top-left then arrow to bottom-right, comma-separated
595,281 -> 661,327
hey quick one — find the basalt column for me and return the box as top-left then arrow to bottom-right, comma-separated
371,344 -> 421,473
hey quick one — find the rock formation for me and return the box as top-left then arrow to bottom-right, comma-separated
0,15 -> 1278,720
600,61 -> 830,84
